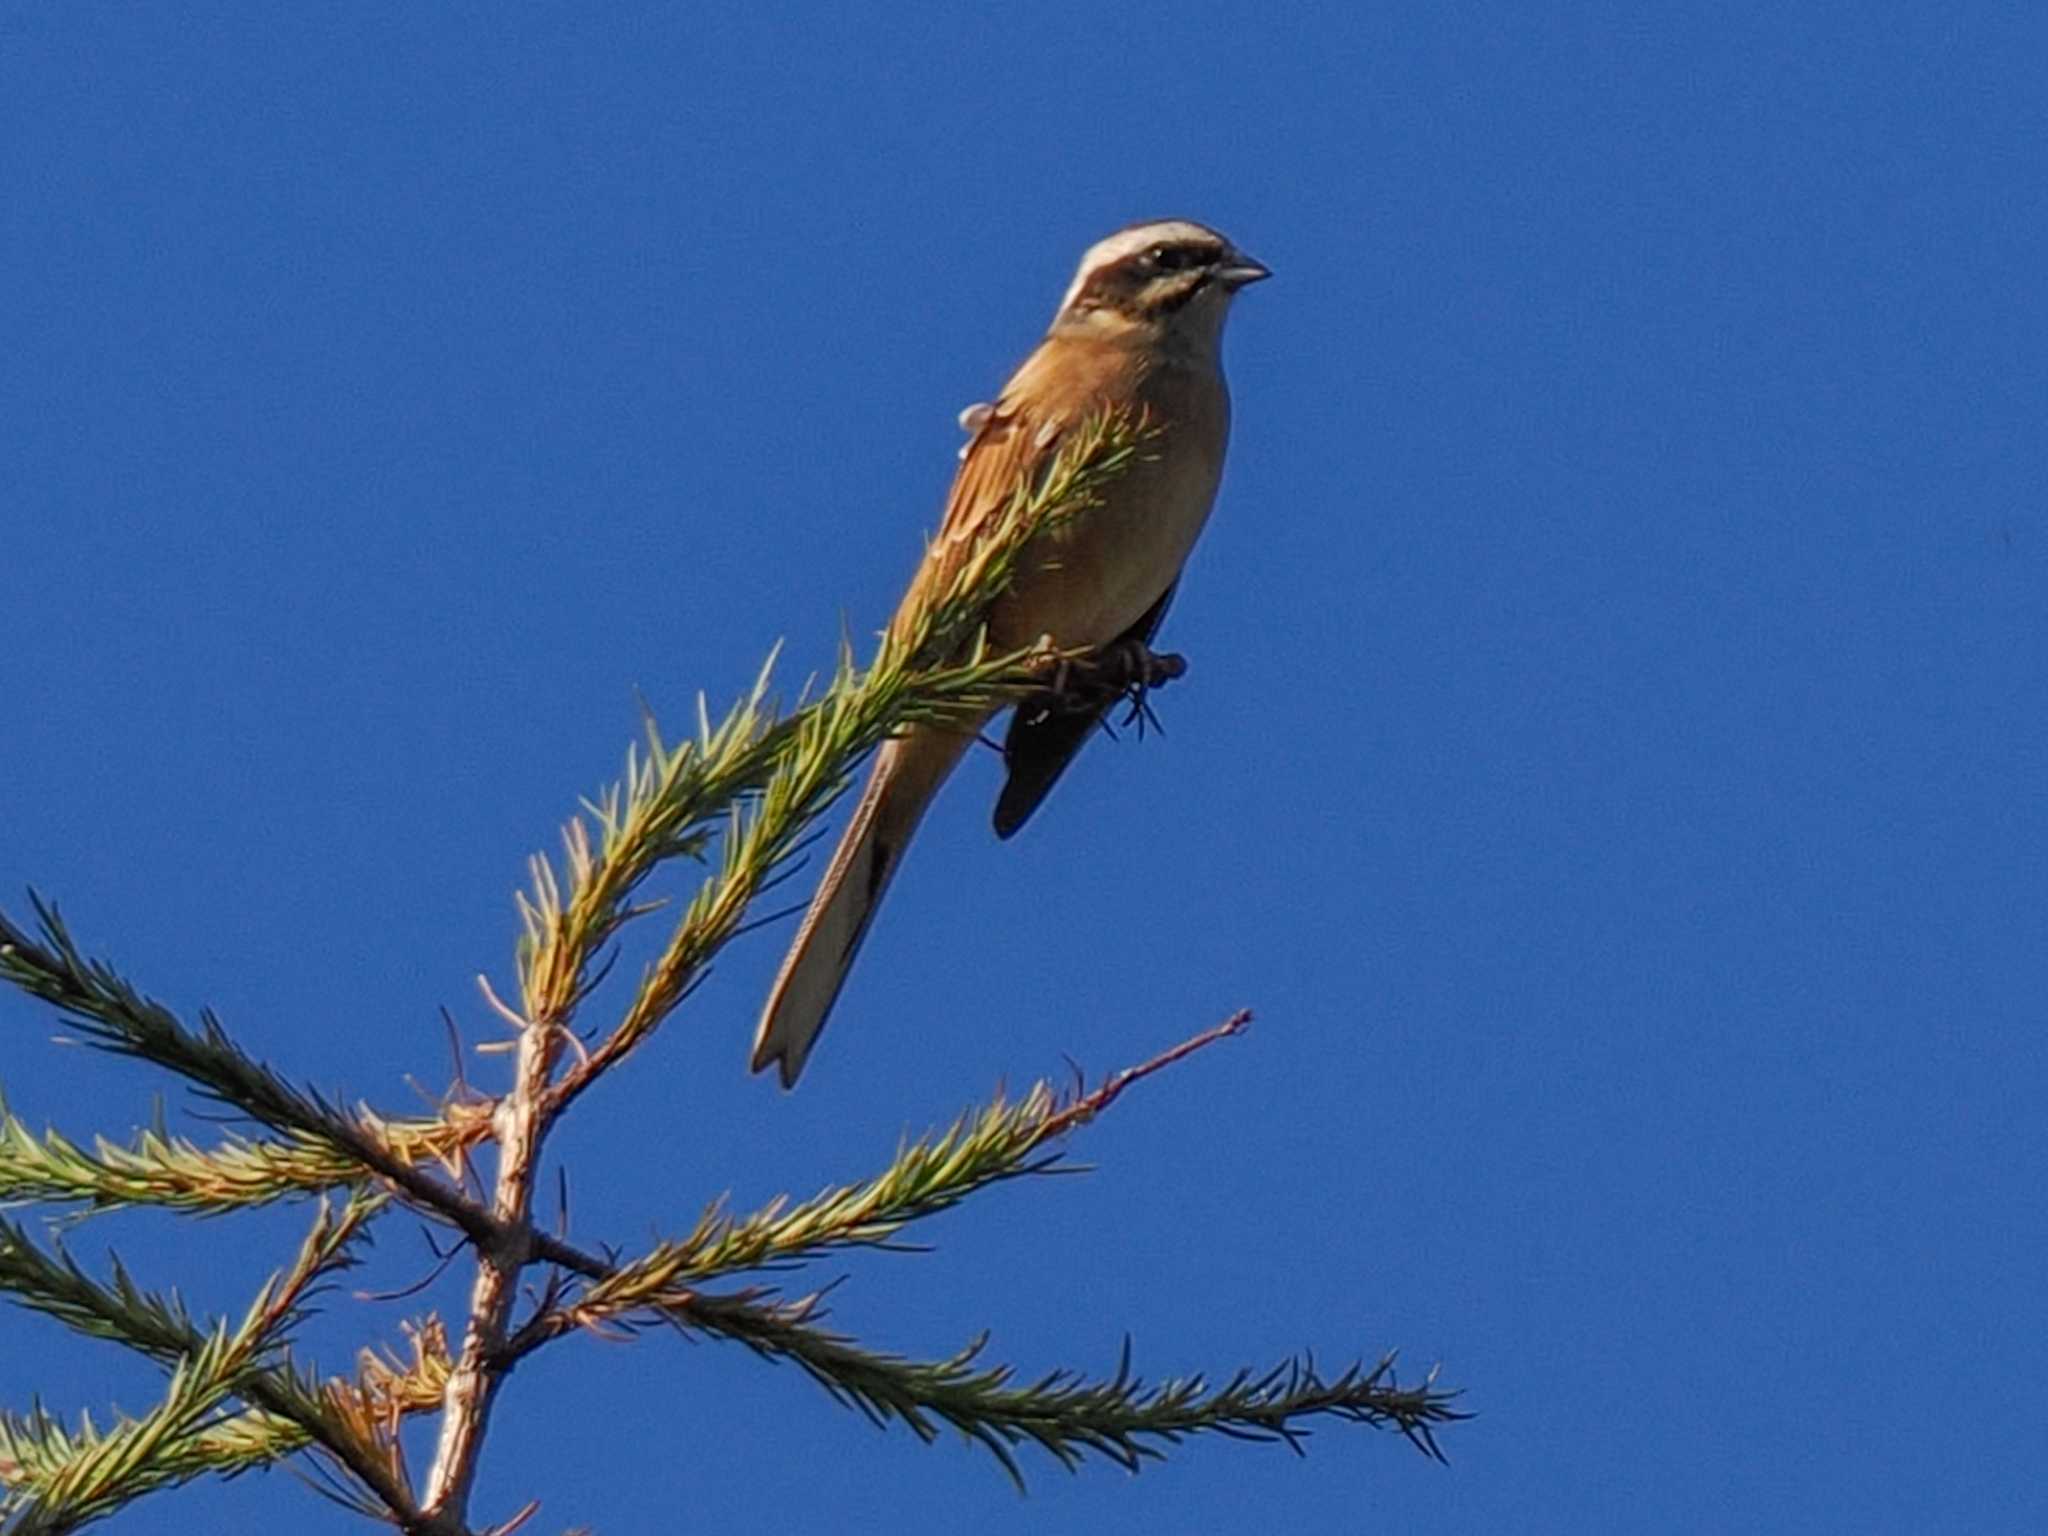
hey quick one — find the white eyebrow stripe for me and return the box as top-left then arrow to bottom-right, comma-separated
1055,220 -> 1225,314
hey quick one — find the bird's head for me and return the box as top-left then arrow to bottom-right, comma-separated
1052,219 -> 1270,350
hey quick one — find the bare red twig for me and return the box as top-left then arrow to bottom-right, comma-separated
1038,1009 -> 1251,1140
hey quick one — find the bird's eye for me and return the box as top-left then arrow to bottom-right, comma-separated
1145,243 -> 1209,274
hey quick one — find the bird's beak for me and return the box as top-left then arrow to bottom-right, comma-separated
1216,252 -> 1272,289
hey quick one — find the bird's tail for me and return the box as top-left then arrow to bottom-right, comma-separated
751,725 -> 974,1087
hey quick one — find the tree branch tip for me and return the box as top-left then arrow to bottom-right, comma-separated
1037,1009 -> 1255,1139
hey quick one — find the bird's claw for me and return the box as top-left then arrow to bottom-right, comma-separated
1024,638 -> 1185,738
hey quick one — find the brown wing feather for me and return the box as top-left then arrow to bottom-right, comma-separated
992,581 -> 1177,839
889,386 -> 1072,650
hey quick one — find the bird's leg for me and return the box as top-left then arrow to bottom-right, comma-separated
1029,638 -> 1188,734
1018,635 -> 1077,720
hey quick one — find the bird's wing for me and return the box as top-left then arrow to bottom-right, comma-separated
992,580 -> 1177,839
889,378 -> 1076,648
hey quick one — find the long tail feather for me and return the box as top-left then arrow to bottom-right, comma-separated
750,726 -> 973,1086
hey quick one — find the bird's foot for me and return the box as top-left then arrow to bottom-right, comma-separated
1070,637 -> 1186,697
1025,638 -> 1186,738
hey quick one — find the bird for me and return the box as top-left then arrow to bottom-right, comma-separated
750,218 -> 1269,1087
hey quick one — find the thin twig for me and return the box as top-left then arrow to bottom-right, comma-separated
1036,1009 -> 1250,1140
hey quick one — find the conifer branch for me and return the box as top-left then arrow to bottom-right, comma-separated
0,896 -> 347,1140
0,1097 -> 334,1214
0,899 -> 511,1253
1,1319 -> 457,1529
488,1274 -> 1461,1488
0,1194 -> 410,1531
0,1094 -> 481,1215
595,1012 -> 1252,1290
663,1288 -> 1463,1489
477,1013 -> 1462,1485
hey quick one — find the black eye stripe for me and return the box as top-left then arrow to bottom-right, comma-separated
1067,240 -> 1222,314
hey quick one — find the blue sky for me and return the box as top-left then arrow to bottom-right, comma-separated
3,4 -> 2043,1531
